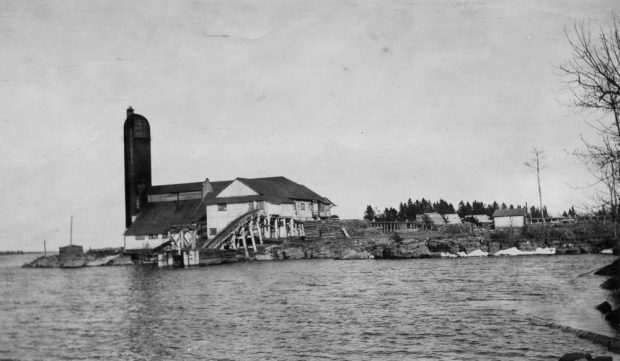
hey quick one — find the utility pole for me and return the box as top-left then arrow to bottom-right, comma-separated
525,147 -> 546,233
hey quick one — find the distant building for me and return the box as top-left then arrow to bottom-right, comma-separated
492,208 -> 527,228
122,108 -> 334,249
416,212 -> 446,229
443,213 -> 462,225
463,214 -> 494,229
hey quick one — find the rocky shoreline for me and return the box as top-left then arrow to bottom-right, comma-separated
265,219 -> 619,261
24,252 -> 134,268
24,219 -> 618,268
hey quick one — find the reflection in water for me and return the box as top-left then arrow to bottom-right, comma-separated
124,266 -> 168,359
1,255 -> 619,360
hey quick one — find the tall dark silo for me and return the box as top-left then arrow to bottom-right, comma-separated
124,107 -> 152,228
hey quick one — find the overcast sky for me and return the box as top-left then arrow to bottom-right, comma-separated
1,0 -> 619,251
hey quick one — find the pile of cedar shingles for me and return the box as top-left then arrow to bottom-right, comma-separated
303,220 -> 348,241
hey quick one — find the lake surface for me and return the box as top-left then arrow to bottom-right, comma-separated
1,254 -> 619,360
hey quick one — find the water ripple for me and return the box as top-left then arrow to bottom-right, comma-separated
1,254 -> 619,360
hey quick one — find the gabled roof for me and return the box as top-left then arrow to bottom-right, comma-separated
124,199 -> 206,236
493,208 -> 527,217
239,177 -> 326,201
150,181 -> 231,195
205,176 -> 331,205
424,212 -> 446,225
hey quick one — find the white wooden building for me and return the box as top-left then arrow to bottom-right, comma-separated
203,177 -> 334,240
123,176 -> 334,248
492,208 -> 527,228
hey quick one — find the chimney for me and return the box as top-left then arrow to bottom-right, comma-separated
202,178 -> 214,198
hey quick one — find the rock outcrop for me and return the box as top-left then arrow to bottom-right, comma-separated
558,353 -> 612,361
595,258 -> 620,276
596,301 -> 613,315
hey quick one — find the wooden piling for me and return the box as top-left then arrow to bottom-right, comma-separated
248,225 -> 257,252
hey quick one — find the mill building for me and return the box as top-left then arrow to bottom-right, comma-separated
122,108 -> 334,250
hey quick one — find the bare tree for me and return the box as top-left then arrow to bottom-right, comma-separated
525,147 -> 546,229
559,14 -> 620,229
559,14 -> 620,139
572,133 -> 620,239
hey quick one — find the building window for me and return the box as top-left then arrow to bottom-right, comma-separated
148,234 -> 158,239
218,203 -> 227,211
135,235 -> 145,240
300,202 -> 305,210
209,228 -> 217,236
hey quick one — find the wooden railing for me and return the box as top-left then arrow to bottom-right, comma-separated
369,221 -> 416,233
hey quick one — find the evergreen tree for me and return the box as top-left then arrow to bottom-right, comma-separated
457,201 -> 466,218
406,198 -> 415,221
472,200 -> 486,214
364,205 -> 375,221
464,202 -> 473,215
398,202 -> 406,221
569,206 -> 576,217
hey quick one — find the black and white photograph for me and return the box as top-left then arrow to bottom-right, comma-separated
2,1 -> 620,360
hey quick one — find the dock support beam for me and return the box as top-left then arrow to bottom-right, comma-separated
255,218 -> 263,245
248,225 -> 257,252
240,228 -> 249,259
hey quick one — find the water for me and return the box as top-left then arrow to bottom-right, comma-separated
1,254 -> 619,360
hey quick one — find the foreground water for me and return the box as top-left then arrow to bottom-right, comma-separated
1,254 -> 619,360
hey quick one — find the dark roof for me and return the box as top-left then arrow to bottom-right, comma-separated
150,182 -> 202,194
150,180 -> 230,195
237,176 -> 329,203
149,177 -> 329,205
124,113 -> 150,139
124,199 -> 206,236
492,208 -> 527,217
199,176 -> 330,205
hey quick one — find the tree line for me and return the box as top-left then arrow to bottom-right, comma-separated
364,199 -> 576,222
